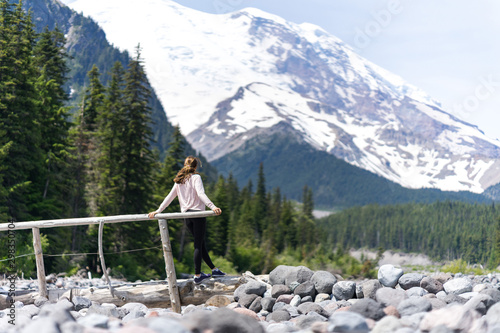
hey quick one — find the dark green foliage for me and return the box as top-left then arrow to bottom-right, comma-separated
212,133 -> 493,209
318,201 -> 500,266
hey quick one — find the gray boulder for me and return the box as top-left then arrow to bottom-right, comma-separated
290,295 -> 301,307
464,293 -> 494,315
420,276 -> 444,294
328,311 -> 369,333
297,302 -> 329,318
77,313 -> 109,329
242,280 -> 267,296
398,273 -> 425,290
271,284 -> 292,298
406,287 -> 428,297
362,279 -> 382,300
294,281 -> 316,299
39,303 -> 75,325
376,287 -> 408,308
86,303 -> 120,318
208,308 -> 265,333
72,296 -> 92,311
332,281 -> 356,301
122,308 -> 146,323
397,297 -> 432,316
238,294 -> 258,308
442,293 -> 467,305
378,264 -> 404,288
295,313 -> 327,330
480,288 -> 500,304
348,298 -> 385,320
443,277 -> 473,295
284,266 -> 314,287
311,270 -> 337,294
249,296 -> 263,313
267,310 -> 291,322
19,317 -> 60,333
261,297 -> 276,312
269,265 -> 294,285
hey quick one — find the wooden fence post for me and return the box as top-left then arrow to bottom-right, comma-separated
158,219 -> 181,313
32,227 -> 48,298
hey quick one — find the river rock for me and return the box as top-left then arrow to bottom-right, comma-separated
294,281 -> 316,299
271,284 -> 292,298
209,308 -> 265,333
443,277 -> 473,295
269,265 -> 293,285
328,311 -> 370,333
249,296 -> 262,313
332,281 -> 356,301
72,296 -> 92,312
267,310 -> 291,323
297,302 -> 329,318
241,280 -> 267,297
376,287 -> 408,308
349,298 -> 385,321
238,294 -> 258,308
419,304 -> 481,332
310,271 -> 337,294
406,287 -> 428,297
362,279 -> 382,300
398,273 -> 425,290
77,313 -> 109,329
420,276 -> 444,294
261,297 -> 276,312
378,265 -> 404,288
397,297 -> 432,316
371,315 -> 403,333
290,295 -> 301,307
284,266 -> 314,287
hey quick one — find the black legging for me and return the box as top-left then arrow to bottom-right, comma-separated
185,216 -> 215,274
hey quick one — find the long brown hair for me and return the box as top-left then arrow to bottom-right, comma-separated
173,156 -> 201,184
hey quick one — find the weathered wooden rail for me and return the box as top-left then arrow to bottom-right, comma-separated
0,211 -> 216,313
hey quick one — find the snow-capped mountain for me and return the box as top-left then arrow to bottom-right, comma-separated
60,0 -> 500,193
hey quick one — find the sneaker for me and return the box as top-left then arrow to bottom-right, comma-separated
211,268 -> 226,277
194,272 -> 211,284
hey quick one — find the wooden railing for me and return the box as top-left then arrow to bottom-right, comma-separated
0,211 -> 216,313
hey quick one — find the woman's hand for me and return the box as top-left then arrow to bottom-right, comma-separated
148,212 -> 157,219
213,207 -> 222,215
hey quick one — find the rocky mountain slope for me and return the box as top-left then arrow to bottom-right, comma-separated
58,0 -> 500,195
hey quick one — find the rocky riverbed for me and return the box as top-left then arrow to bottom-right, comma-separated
2,265 -> 500,332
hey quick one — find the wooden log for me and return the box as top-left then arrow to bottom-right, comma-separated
0,211 -> 215,231
0,276 -> 245,310
158,219 -> 181,313
32,227 -> 48,298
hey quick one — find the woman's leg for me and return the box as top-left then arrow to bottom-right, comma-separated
185,217 -> 215,274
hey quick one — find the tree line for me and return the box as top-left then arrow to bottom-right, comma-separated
318,201 -> 500,269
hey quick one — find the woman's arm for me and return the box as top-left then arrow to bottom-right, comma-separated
148,184 -> 178,218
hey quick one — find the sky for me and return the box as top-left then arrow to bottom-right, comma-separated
170,0 -> 500,141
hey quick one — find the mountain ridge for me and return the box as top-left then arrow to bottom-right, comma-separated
58,0 -> 500,194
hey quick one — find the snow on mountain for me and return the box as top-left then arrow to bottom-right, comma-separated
60,0 -> 500,193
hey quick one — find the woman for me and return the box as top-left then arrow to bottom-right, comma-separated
148,156 -> 225,284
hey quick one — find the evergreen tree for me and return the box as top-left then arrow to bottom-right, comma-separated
119,45 -> 155,214
33,26 -> 72,216
302,185 -> 314,220
81,65 -> 105,216
95,61 -> 126,216
207,176 -> 229,256
253,163 -> 268,236
0,0 -> 43,221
